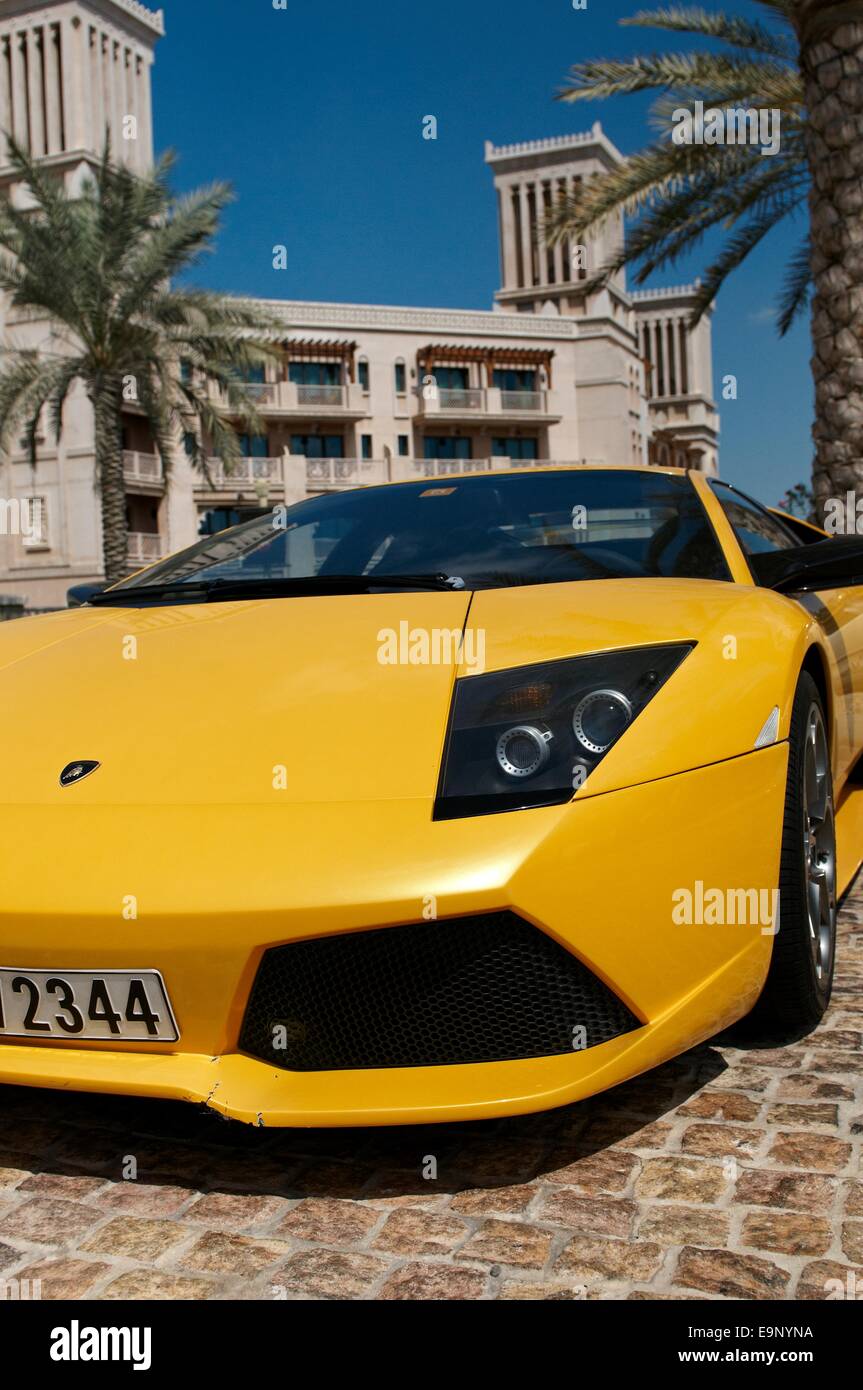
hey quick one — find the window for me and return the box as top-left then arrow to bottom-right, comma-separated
431,366 -> 469,390
397,435 -> 410,457
183,432 -> 197,459
238,434 -> 269,458
119,470 -> 731,593
21,495 -> 48,550
492,437 -> 538,461
288,361 -> 341,386
360,435 -> 373,460
394,360 -> 406,394
358,359 -> 370,392
239,364 -> 265,385
180,359 -> 193,383
423,437 -> 472,460
493,368 -> 537,392
710,481 -> 797,556
290,435 -> 344,459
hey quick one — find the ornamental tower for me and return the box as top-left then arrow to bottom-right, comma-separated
0,0 -> 163,191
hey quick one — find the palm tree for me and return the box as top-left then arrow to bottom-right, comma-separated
0,139 -> 285,582
548,3 -> 863,518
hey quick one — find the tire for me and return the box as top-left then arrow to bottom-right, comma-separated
748,671 -> 837,1033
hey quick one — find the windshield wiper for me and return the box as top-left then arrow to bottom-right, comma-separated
89,572 -> 467,606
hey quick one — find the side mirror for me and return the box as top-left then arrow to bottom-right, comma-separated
67,582 -> 106,608
750,537 -> 863,593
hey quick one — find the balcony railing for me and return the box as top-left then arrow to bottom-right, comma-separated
305,458 -> 388,489
499,390 -> 545,412
210,380 -> 365,414
198,457 -> 283,488
438,387 -> 485,411
418,387 -> 550,415
245,383 -> 278,405
127,532 -> 164,566
297,383 -> 345,407
123,451 -> 164,486
401,457 -> 600,479
189,454 -> 599,497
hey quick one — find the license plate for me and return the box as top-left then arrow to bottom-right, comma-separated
0,969 -> 179,1042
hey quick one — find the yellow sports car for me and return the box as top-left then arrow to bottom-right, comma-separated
1,465 -> 861,1127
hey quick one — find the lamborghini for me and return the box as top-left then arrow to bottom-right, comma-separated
0,464 -> 861,1127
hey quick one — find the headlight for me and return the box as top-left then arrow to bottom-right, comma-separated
434,643 -> 693,819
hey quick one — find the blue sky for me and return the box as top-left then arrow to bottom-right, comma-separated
153,0 -> 810,505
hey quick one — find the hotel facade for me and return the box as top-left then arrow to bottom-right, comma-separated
0,0 -> 719,608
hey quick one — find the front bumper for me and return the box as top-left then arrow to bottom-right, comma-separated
0,745 -> 786,1125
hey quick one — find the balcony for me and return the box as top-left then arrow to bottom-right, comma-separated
416,386 -> 558,423
195,456 -> 389,494
127,532 -> 164,567
189,454 -> 601,500
393,457 -> 600,481
213,380 -> 368,418
195,457 -> 283,492
123,451 -> 164,490
305,458 -> 388,490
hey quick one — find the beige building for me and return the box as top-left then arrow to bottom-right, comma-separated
0,0 -> 719,608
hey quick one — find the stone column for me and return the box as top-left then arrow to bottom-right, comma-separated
112,39 -> 124,150
139,55 -> 154,166
536,181 -> 547,287
0,39 -> 12,164
652,322 -> 664,398
500,183 -> 517,289
678,320 -> 690,395
44,23 -> 63,155
11,31 -> 28,145
552,179 -> 565,286
26,26 -> 45,157
671,316 -> 683,397
518,182 -> 533,288
64,16 -> 89,153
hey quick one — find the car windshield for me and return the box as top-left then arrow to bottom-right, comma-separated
111,469 -> 730,595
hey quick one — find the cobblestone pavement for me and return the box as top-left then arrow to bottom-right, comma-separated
0,885 -> 861,1302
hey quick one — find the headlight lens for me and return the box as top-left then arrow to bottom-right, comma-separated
434,643 -> 693,819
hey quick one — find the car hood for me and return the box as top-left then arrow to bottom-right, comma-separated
0,577 -> 809,805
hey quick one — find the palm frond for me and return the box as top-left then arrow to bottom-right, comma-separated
622,157 -> 805,285
621,7 -> 796,59
0,136 -> 286,578
546,138 -> 779,242
776,236 -> 812,335
688,195 -> 806,319
558,53 -> 799,104
0,354 -> 79,464
548,0 -> 809,331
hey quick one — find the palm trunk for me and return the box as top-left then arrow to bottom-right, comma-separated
91,380 -> 129,585
797,4 -> 863,520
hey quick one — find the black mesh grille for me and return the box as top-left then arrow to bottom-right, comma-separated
238,911 -> 640,1071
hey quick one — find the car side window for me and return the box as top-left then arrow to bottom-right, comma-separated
710,481 -> 798,555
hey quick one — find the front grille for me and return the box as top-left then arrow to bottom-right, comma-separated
238,911 -> 640,1071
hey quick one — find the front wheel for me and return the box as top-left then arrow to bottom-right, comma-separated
748,671 -> 837,1033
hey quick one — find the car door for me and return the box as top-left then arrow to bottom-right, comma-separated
709,480 -> 863,789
